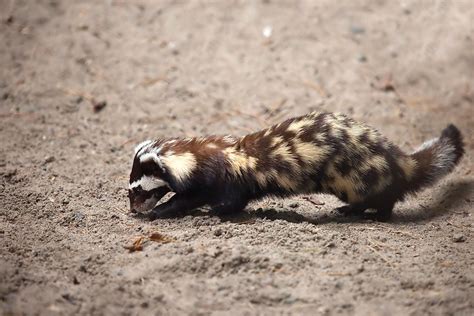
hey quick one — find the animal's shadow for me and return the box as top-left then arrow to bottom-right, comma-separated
137,179 -> 472,225
202,179 -> 472,225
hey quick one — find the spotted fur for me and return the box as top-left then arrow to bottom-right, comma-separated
128,112 -> 464,220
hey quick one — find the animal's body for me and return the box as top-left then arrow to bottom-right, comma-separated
128,111 -> 464,221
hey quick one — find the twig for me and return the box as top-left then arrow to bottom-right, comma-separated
133,76 -> 169,89
119,137 -> 137,148
61,88 -> 107,112
368,238 -> 394,251
390,229 -> 417,238
112,206 -> 128,215
446,221 -> 462,229
300,80 -> 329,98
265,98 -> 287,119
61,88 -> 94,102
372,224 -> 418,239
206,108 -> 265,129
326,272 -> 352,277
367,245 -> 394,268
0,112 -> 38,119
269,108 -> 290,124
230,108 -> 268,128
301,196 -> 325,206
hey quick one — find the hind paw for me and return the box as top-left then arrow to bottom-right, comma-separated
336,204 -> 367,216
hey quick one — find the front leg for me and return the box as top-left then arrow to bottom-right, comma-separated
149,193 -> 208,220
210,197 -> 249,216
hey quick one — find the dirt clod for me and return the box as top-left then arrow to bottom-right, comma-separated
92,100 -> 107,113
72,276 -> 80,285
288,202 -> 299,208
453,234 -> 466,243
149,232 -> 173,243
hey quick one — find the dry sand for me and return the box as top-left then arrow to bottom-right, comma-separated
1,1 -> 473,315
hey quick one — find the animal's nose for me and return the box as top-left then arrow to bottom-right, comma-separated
130,208 -> 137,214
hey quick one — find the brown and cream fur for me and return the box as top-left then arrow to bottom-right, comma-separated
128,112 -> 464,221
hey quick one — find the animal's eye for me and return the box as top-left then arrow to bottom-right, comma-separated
141,162 -> 154,175
134,187 -> 144,195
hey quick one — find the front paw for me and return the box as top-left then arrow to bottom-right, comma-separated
148,210 -> 160,221
148,208 -> 185,221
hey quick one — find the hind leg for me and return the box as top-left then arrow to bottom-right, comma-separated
336,203 -> 368,216
374,203 -> 394,222
362,201 -> 395,222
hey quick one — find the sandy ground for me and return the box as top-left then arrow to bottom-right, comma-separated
1,0 -> 473,315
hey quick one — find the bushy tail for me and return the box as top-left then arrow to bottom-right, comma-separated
408,124 -> 464,193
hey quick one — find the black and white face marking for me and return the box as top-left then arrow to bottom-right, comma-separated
128,185 -> 170,213
128,141 -> 171,213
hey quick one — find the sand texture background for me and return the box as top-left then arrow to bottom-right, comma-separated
1,0 -> 473,315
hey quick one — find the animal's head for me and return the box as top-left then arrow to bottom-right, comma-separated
128,140 -> 171,213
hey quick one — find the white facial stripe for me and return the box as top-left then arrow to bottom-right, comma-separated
135,140 -> 154,155
129,175 -> 167,191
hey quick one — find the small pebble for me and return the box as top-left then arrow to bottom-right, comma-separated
288,202 -> 299,209
62,293 -> 73,302
72,276 -> 80,285
214,228 -> 223,237
262,25 -> 272,38
44,156 -> 55,164
72,212 -> 84,221
92,100 -> 107,113
350,25 -> 365,35
325,242 -> 336,248
453,234 -> 466,243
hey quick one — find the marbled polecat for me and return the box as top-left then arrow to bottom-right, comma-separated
128,112 -> 464,221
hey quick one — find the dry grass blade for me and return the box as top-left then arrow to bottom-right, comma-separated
139,76 -> 169,87
367,245 -> 394,268
327,272 -> 352,277
149,232 -> 174,243
230,108 -> 268,128
300,80 -> 329,98
124,236 -> 145,252
265,98 -> 288,119
0,112 -> 38,119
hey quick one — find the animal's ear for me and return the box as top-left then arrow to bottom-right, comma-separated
139,152 -> 166,174
134,140 -> 154,154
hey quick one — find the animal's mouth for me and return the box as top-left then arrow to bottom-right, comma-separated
130,186 -> 171,213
